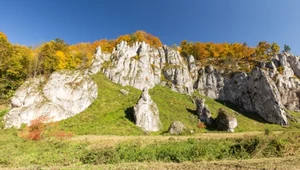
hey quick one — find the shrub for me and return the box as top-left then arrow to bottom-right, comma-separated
20,116 -> 48,140
197,122 -> 206,129
20,116 -> 74,141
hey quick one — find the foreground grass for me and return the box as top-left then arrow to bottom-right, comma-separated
0,130 -> 299,168
42,157 -> 300,170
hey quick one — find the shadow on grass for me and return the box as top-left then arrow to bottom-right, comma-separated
125,107 -> 135,124
186,108 -> 197,116
160,130 -> 169,135
215,99 -> 269,124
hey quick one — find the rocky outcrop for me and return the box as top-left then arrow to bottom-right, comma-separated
274,53 -> 300,111
89,41 -> 194,94
221,68 -> 288,125
168,121 -> 186,135
133,87 -> 162,132
4,70 -> 97,128
216,109 -> 237,132
89,46 -> 111,74
286,52 -> 300,78
195,97 -> 212,125
195,65 -> 225,99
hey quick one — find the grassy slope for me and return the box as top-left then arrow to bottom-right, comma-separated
0,72 -> 298,135
57,72 -> 297,135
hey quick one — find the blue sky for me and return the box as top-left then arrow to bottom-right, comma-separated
1,0 -> 300,54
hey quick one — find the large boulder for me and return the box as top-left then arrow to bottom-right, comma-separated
216,109 -> 237,132
133,87 -> 162,132
168,121 -> 186,135
4,70 -> 97,128
195,97 -> 212,125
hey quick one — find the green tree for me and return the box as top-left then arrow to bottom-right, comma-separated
283,44 -> 291,52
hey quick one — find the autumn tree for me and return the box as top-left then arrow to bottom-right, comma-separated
115,30 -> 162,48
270,42 -> 280,54
0,32 -> 13,75
0,33 -> 33,102
256,41 -> 271,56
35,42 -> 57,75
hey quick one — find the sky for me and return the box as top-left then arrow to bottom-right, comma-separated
0,0 -> 300,54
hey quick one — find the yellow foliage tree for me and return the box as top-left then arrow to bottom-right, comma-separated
55,50 -> 67,70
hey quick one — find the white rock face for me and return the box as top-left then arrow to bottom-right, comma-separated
4,70 -> 97,128
221,68 -> 288,125
276,53 -> 300,111
133,88 -> 162,132
90,41 -> 194,94
89,46 -> 111,75
195,65 -> 225,99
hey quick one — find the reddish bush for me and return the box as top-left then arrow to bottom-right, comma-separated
20,116 -> 48,140
20,117 -> 74,141
197,122 -> 206,129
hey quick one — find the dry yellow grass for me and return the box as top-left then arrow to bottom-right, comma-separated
69,131 -> 282,147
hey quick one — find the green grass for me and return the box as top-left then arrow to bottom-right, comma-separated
0,108 -> 8,129
0,129 -> 88,167
0,130 -> 299,167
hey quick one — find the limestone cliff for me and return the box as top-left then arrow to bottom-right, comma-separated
90,41 -> 300,125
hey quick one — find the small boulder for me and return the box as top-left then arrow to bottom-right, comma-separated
133,87 -> 162,132
195,97 -> 212,125
216,109 -> 237,132
168,121 -> 186,135
120,89 -> 129,95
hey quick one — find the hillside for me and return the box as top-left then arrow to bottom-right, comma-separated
57,72 -> 290,135
1,70 -> 298,135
